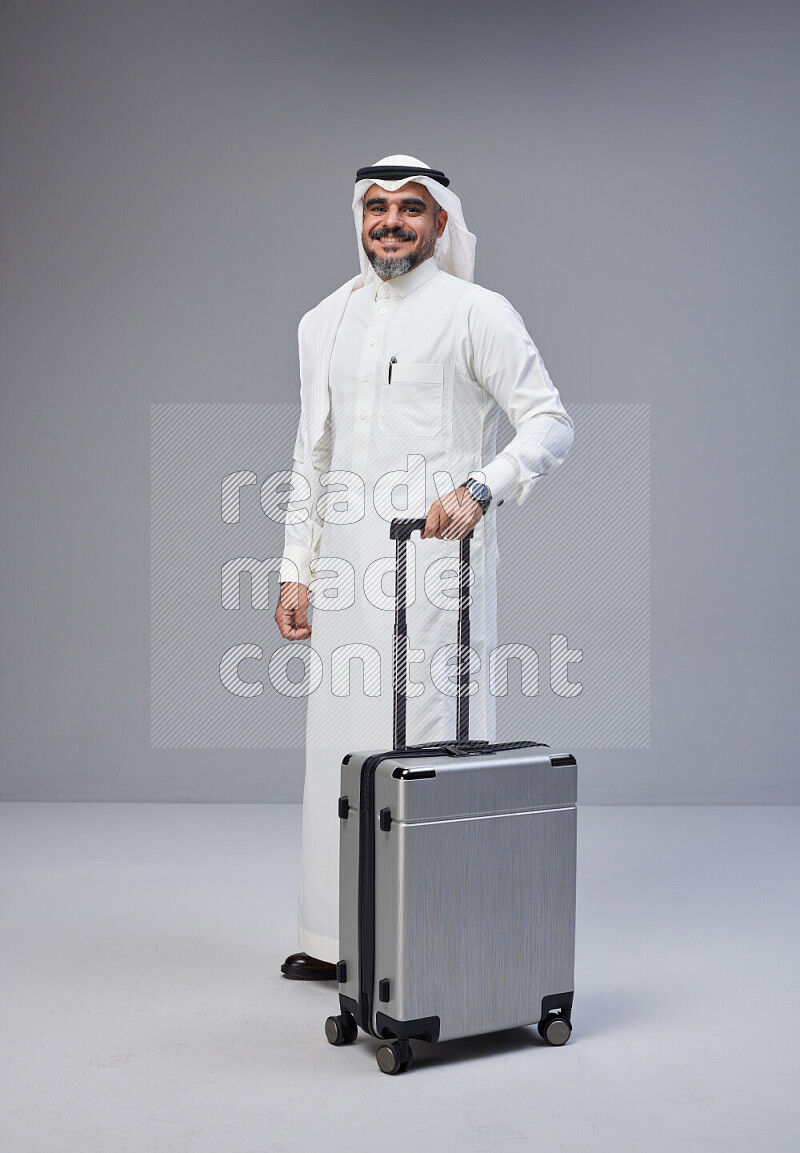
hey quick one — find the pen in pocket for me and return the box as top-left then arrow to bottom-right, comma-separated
388,356 -> 397,383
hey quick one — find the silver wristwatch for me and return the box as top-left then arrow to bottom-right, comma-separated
461,477 -> 493,513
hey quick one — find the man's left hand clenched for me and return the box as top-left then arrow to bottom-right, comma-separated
421,487 -> 484,541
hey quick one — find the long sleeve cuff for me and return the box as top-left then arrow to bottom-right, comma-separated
469,451 -> 522,508
279,545 -> 316,587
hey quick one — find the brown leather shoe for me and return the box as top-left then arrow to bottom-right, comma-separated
281,951 -> 337,981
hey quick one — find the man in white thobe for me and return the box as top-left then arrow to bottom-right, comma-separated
275,155 -> 573,979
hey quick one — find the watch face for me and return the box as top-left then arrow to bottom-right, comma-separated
467,481 -> 491,507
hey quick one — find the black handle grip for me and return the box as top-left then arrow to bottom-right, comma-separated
389,517 -> 475,542
389,518 -> 428,541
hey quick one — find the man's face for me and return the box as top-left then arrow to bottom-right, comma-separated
361,182 -> 448,281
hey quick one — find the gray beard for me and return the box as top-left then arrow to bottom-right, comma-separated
367,252 -> 415,279
363,227 -> 438,280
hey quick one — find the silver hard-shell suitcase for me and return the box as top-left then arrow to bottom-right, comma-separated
325,518 -> 577,1074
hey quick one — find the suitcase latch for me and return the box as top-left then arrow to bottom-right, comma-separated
379,807 -> 392,831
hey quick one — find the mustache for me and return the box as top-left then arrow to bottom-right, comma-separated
369,226 -> 417,242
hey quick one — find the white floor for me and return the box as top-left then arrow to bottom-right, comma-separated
0,804 -> 797,1153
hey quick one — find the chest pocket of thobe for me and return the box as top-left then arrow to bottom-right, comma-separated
377,362 -> 444,438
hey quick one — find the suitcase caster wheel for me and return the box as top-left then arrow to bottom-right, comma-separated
376,1042 -> 412,1074
325,1013 -> 357,1046
538,1013 -> 572,1046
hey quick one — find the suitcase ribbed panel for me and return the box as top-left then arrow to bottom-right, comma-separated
374,801 -> 576,1041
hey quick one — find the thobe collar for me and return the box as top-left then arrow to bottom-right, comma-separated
367,256 -> 440,301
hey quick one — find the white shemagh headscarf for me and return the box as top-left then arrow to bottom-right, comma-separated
299,155 -> 476,459
352,154 -> 476,282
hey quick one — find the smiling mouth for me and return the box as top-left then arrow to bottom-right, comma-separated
370,229 -> 416,245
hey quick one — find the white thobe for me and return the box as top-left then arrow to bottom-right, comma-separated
280,257 -> 573,963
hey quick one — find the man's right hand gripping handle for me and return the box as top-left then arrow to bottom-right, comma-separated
274,582 -> 312,640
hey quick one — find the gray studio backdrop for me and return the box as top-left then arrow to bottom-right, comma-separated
1,0 -> 797,802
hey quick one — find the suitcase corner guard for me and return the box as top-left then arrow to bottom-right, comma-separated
375,1012 -> 440,1044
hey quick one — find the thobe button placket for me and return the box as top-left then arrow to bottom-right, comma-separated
350,287 -> 396,477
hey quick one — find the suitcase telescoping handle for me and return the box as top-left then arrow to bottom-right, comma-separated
390,517 -> 474,751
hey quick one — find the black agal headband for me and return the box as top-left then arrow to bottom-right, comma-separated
355,164 -> 450,188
